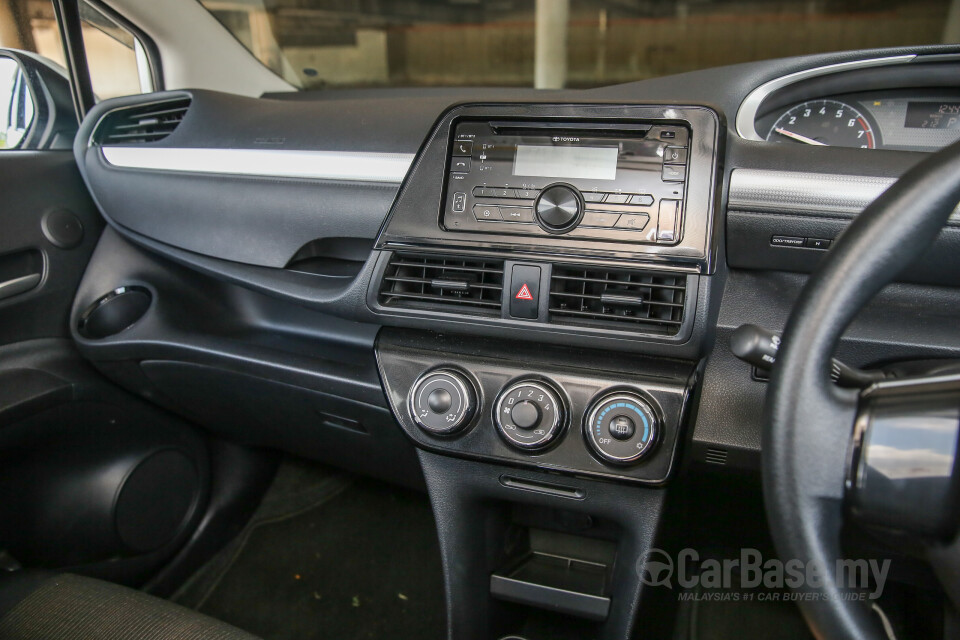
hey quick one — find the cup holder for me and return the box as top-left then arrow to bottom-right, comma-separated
78,286 -> 152,339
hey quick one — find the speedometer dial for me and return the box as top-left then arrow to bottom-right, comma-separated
766,100 -> 876,149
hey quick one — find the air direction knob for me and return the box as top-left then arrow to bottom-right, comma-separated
409,369 -> 476,435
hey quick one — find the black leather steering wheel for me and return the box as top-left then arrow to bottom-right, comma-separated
764,139 -> 960,639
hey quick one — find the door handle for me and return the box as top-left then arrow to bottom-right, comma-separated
0,273 -> 41,301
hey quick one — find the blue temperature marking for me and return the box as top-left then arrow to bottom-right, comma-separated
595,402 -> 649,441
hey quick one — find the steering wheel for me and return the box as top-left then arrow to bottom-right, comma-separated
764,139 -> 960,639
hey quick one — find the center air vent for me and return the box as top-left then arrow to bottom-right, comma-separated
94,97 -> 191,145
549,265 -> 686,335
378,252 -> 504,316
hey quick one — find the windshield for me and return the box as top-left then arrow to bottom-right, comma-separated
197,0 -> 959,90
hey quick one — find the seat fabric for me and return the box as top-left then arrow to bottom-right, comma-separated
0,572 -> 260,640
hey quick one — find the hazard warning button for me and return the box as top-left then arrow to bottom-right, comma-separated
509,265 -> 541,319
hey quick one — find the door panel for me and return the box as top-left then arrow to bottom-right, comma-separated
0,150 -> 103,345
0,147 -> 278,590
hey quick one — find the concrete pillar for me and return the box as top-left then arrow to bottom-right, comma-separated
534,0 -> 569,89
594,9 -> 607,83
945,0 -> 960,44
0,0 -> 37,51
247,8 -> 300,86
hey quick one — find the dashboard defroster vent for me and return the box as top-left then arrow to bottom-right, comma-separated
94,98 -> 191,145
378,252 -> 504,316
549,265 -> 686,335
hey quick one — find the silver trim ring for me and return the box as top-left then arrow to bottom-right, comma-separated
735,55 -> 916,141
584,393 -> 659,464
101,147 -> 414,184
494,381 -> 564,450
409,369 -> 474,435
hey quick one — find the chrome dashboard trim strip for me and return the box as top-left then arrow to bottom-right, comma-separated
728,169 -> 894,215
729,169 -> 960,220
735,55 -> 916,141
101,147 -> 415,183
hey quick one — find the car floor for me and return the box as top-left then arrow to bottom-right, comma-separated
172,458 -> 446,640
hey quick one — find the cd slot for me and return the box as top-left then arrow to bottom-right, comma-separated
488,121 -> 653,137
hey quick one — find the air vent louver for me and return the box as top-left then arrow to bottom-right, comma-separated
704,448 -> 729,465
378,252 -> 504,316
549,265 -> 686,335
95,97 -> 191,145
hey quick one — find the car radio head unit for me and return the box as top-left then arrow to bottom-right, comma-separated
443,120 -> 690,244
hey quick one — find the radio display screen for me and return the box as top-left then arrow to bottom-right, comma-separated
904,102 -> 960,129
513,145 -> 619,181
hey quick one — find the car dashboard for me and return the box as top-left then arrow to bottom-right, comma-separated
52,42 -> 960,639
65,45 -> 960,482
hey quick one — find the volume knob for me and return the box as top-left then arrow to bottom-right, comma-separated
535,184 -> 583,234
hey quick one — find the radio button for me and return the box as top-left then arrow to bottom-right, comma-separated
604,193 -> 631,204
450,158 -> 471,173
473,204 -> 502,221
491,187 -> 515,199
500,207 -> 535,223
661,164 -> 686,182
452,140 -> 473,156
614,213 -> 650,231
630,194 -> 655,207
583,192 -> 606,203
581,211 -> 620,228
472,186 -> 493,197
663,146 -> 687,164
515,188 -> 539,200
657,200 -> 680,242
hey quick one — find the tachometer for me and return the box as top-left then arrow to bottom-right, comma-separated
766,100 -> 876,149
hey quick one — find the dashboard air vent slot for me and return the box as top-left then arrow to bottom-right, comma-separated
549,265 -> 686,335
95,98 -> 191,145
378,252 -> 504,316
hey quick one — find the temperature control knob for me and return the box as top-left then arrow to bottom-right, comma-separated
409,369 -> 476,435
494,380 -> 564,450
585,393 -> 659,464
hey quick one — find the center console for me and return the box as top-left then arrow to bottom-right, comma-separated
370,103 -> 722,640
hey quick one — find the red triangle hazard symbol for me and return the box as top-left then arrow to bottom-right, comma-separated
515,284 -> 533,300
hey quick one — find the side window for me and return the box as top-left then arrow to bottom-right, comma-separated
0,57 -> 34,149
0,1 -> 65,68
0,0 -> 156,103
78,0 -> 154,100
0,0 -> 62,151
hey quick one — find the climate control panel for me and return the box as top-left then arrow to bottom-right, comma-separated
385,337 -> 691,486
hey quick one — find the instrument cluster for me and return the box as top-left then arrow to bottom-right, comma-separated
755,89 -> 960,151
